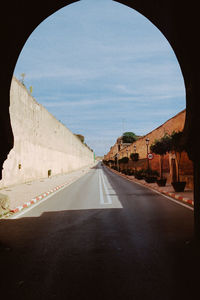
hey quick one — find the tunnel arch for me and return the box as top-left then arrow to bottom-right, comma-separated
1,0 -> 200,236
13,0 -> 186,152
2,0 -> 197,165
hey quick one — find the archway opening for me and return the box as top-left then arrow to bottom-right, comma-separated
0,2 -> 198,298
14,0 -> 185,149
2,0 -> 192,212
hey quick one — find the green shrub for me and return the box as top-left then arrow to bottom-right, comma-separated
169,131 -> 186,182
144,168 -> 159,178
134,169 -> 145,179
119,157 -> 129,164
143,169 -> 159,183
126,169 -> 134,175
121,169 -> 128,175
130,153 -> 139,161
111,166 -> 118,171
150,133 -> 171,179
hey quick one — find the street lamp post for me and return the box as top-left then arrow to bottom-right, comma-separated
126,148 -> 129,170
146,138 -> 150,169
134,144 -> 137,172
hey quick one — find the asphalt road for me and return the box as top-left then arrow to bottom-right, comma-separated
0,163 -> 199,299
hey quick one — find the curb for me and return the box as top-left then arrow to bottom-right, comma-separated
1,165 -> 95,218
106,167 -> 194,207
9,174 -> 84,214
10,183 -> 67,213
162,191 -> 193,206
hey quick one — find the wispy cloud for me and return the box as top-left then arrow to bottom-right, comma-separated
14,0 -> 185,155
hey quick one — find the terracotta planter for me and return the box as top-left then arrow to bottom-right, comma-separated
157,178 -> 167,187
145,177 -> 157,183
135,175 -> 143,180
171,181 -> 186,192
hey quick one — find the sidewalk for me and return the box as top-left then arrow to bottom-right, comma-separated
0,163 -> 95,217
107,167 -> 194,207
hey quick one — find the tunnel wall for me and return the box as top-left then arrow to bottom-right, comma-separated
0,77 -> 94,188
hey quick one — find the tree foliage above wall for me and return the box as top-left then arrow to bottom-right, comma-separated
169,131 -> 186,153
150,133 -> 171,155
150,131 -> 186,156
122,132 -> 137,143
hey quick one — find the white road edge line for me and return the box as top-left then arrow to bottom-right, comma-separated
106,167 -> 193,211
152,188 -> 194,211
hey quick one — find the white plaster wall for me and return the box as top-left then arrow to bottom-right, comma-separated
0,77 -> 94,188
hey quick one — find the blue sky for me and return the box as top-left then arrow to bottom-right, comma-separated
14,0 -> 185,156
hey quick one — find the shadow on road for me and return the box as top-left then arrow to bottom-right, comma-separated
0,165 -> 199,299
0,204 -> 200,300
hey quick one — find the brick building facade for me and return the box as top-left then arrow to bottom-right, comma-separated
104,109 -> 193,189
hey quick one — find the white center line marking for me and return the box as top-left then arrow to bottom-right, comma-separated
99,169 -> 112,205
99,170 -> 105,205
100,170 -> 112,204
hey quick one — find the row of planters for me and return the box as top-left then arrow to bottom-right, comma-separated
108,130 -> 188,192
111,165 -> 166,185
110,166 -> 133,175
111,165 -> 161,184
150,131 -> 187,192
133,131 -> 187,192
134,168 -> 160,183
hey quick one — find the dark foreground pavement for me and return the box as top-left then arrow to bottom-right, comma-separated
0,163 -> 199,300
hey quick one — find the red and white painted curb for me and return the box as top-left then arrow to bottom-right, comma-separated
9,167 -> 194,214
107,167 -> 194,207
10,178 -> 78,214
162,192 -> 193,206
1,166 -> 94,217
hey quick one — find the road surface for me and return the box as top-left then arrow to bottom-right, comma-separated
0,163 -> 199,299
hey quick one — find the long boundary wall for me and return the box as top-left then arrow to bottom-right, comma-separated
104,109 -> 193,188
0,77 -> 94,188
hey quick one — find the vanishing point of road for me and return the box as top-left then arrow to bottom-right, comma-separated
0,163 -> 200,299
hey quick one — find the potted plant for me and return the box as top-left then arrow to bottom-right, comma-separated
130,152 -> 139,162
121,169 -> 128,175
134,169 -> 145,180
119,157 -> 129,171
130,152 -> 139,173
119,157 -> 129,164
169,131 -> 186,192
108,159 -> 114,168
111,166 -> 118,171
144,168 -> 159,183
150,134 -> 171,186
126,169 -> 134,176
